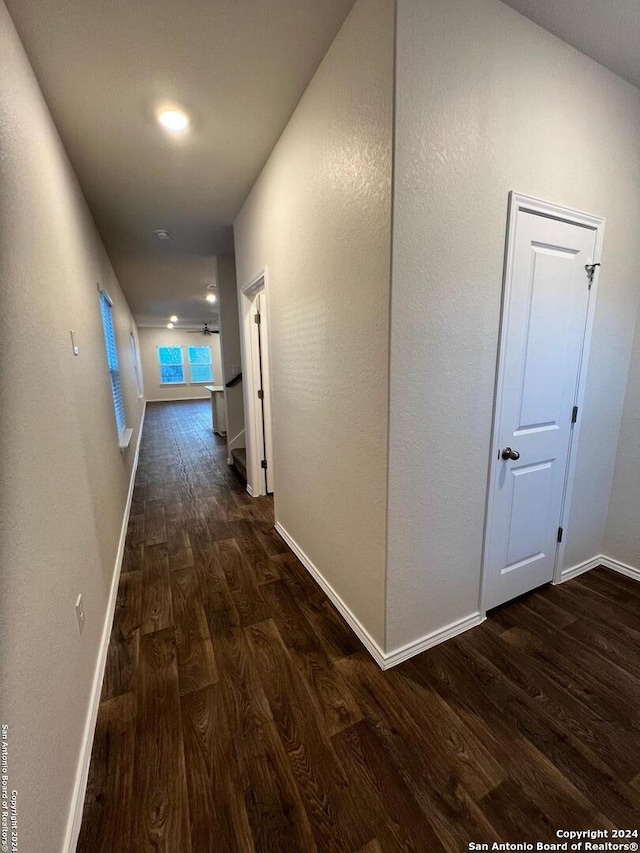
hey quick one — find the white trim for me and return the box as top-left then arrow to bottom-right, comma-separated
97,286 -> 114,307
225,430 -> 247,465
129,331 -> 144,399
274,521 -> 387,666
275,521 -> 484,670
599,555 -> 640,583
239,268 -> 276,498
63,402 -> 146,853
246,483 -> 254,497
157,343 -> 186,386
239,273 -> 263,496
118,427 -> 133,450
147,396 -> 209,403
227,429 -> 246,454
227,430 -> 246,465
557,553 -> 640,584
383,612 -> 485,669
558,554 -> 603,583
481,192 -> 605,611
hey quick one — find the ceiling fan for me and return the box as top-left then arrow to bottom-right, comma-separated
188,322 -> 220,336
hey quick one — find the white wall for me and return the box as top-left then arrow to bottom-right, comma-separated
234,0 -> 394,647
217,256 -> 245,446
0,3 -> 145,850
386,0 -> 640,650
138,326 -> 223,401
604,307 -> 640,567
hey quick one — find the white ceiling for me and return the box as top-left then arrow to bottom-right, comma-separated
8,0 -> 640,329
501,0 -> 640,91
5,0 -> 355,327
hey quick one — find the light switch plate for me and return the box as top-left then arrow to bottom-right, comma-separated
75,594 -> 86,634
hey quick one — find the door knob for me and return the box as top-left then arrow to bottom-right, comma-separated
501,447 -> 520,461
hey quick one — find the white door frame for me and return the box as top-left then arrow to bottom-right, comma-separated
239,268 -> 275,497
480,192 -> 605,613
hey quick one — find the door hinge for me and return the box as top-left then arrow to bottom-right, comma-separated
257,389 -> 264,400
572,405 -> 578,424
261,459 -> 268,470
557,527 -> 564,543
254,312 -> 261,325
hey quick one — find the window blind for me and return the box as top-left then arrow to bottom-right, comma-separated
99,292 -> 126,436
187,345 -> 213,383
158,346 -> 185,384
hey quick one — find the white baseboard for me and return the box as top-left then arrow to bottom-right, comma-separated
274,521 -> 484,670
227,429 -> 246,454
147,395 -> 208,403
558,554 -> 604,583
63,402 -> 146,852
383,611 -> 485,669
274,521 -> 387,666
558,553 -> 640,584
600,555 -> 640,583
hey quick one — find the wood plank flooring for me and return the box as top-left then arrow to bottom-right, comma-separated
78,400 -> 640,852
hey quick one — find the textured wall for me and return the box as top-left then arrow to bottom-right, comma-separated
0,3 -> 144,850
605,310 -> 640,566
217,256 -> 245,445
387,0 -> 640,650
234,0 -> 394,646
138,326 -> 223,402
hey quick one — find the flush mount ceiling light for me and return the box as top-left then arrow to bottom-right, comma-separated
155,229 -> 170,240
167,322 -> 174,329
156,107 -> 190,134
169,315 -> 178,323
206,293 -> 217,303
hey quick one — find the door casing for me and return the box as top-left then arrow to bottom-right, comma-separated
480,192 -> 605,614
239,268 -> 276,497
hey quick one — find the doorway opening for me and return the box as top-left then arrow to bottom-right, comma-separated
240,270 -> 275,496
481,193 -> 605,613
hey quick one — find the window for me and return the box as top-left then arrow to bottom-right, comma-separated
157,345 -> 213,385
130,332 -> 143,398
158,346 -> 185,384
99,291 -> 126,436
188,346 -> 213,383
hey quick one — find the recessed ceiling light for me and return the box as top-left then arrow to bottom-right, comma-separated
167,322 -> 174,329
157,107 -> 190,134
155,229 -> 170,240
169,315 -> 178,323
206,293 -> 217,303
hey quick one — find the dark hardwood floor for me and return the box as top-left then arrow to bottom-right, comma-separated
78,400 -> 640,852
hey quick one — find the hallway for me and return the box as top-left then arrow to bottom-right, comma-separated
78,401 -> 640,851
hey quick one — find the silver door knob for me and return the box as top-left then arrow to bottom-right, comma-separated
501,447 -> 520,461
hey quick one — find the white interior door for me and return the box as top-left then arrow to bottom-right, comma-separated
483,195 -> 603,611
241,275 -> 276,497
